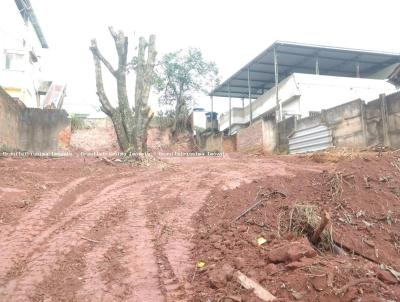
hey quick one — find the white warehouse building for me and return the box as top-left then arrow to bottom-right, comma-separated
211,41 -> 400,135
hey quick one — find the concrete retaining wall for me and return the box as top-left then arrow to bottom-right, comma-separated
323,99 -> 366,148
386,92 -> 400,148
366,98 -> 383,147
197,91 -> 400,153
285,93 -> 400,152
0,87 -> 70,153
296,114 -> 322,131
196,132 -> 223,152
262,118 -> 276,153
276,116 -> 296,153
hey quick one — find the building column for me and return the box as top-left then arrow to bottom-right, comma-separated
228,82 -> 232,135
274,47 -> 281,121
247,67 -> 252,124
356,62 -> 360,78
315,57 -> 320,75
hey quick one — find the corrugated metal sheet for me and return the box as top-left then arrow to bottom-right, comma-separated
289,124 -> 332,154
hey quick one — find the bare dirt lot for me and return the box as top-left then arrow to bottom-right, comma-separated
0,151 -> 399,301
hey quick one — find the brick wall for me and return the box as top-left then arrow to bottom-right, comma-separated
237,121 -> 263,152
223,135 -> 237,152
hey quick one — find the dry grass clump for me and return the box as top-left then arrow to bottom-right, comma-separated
306,149 -> 360,163
278,204 -> 333,252
124,152 -> 166,167
328,172 -> 344,201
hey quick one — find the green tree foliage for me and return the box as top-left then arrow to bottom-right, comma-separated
154,48 -> 219,137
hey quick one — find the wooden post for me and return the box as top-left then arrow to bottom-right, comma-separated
234,270 -> 276,301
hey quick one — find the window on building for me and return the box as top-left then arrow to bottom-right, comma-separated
5,52 -> 25,71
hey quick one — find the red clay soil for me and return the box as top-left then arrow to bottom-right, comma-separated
191,152 -> 400,302
0,151 -> 399,301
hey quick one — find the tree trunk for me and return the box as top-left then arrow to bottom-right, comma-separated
90,28 -> 156,153
172,95 -> 186,141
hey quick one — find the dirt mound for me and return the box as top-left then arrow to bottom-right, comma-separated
191,152 -> 400,301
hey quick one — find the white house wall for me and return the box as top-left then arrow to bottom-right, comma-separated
0,1 -> 46,107
219,75 -> 301,131
0,2 -> 27,49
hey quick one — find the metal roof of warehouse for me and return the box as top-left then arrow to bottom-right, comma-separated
210,41 -> 400,98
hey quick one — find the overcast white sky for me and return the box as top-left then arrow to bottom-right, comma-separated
31,0 -> 400,116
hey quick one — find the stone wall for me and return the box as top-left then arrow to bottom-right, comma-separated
0,87 -> 70,153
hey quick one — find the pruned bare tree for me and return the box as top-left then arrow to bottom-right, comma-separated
90,27 -> 156,152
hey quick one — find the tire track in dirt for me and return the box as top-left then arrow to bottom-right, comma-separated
1,176 -> 143,301
0,177 -> 87,238
0,156 -> 302,301
112,194 -> 164,302
142,159 -> 293,301
32,203 -> 130,302
75,173 -> 194,302
0,172 -> 142,283
0,177 -> 88,280
142,171 -> 223,301
75,181 -> 164,302
75,225 -> 130,302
